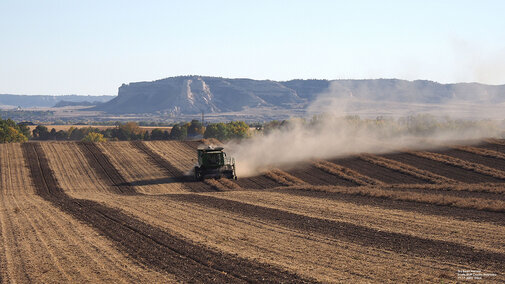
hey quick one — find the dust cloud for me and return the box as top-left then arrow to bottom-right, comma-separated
227,82 -> 504,177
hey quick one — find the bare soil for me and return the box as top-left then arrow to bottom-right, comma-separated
1,139 -> 505,283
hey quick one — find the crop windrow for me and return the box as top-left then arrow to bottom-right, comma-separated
264,169 -> 307,186
485,138 -> 505,146
312,160 -> 384,186
409,151 -> 505,180
217,178 -> 242,190
455,146 -> 505,160
285,184 -> 505,213
358,154 -> 457,184
389,183 -> 505,194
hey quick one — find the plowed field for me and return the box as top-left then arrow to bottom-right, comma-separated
1,139 -> 504,283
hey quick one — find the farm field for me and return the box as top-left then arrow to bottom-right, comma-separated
1,139 -> 505,282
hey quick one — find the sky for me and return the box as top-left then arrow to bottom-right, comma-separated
1,0 -> 504,96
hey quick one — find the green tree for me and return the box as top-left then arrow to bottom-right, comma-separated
150,128 -> 170,140
169,124 -> 187,140
0,126 -> 28,143
203,123 -> 229,141
227,121 -> 249,139
32,125 -> 50,140
187,120 -> 204,137
81,132 -> 106,142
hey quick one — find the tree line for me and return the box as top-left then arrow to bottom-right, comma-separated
0,117 -> 31,143
2,119 -> 250,143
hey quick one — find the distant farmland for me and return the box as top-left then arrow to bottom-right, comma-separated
1,139 -> 504,282
27,124 -> 173,132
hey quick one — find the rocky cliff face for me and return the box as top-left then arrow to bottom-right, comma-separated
92,76 -> 505,114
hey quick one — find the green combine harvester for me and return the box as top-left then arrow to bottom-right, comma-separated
194,146 -> 237,181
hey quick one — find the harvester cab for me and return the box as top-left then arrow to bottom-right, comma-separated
194,146 -> 237,181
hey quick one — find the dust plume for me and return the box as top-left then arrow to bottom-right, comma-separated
227,82 -> 504,177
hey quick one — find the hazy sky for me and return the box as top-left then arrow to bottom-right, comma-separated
1,0 -> 504,95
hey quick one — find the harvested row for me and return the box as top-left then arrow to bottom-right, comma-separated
132,141 -> 213,192
389,182 -> 505,194
97,142 -> 188,194
144,141 -> 198,173
42,143 -> 120,195
359,153 -> 457,184
456,145 -> 505,160
81,191 -> 473,283
234,175 -> 282,189
0,143 -> 173,283
477,140 -> 505,154
203,178 -> 234,191
383,152 -> 504,183
313,160 -> 383,186
204,190 -> 505,255
439,148 -> 505,171
485,138 -> 505,146
25,142 -> 311,283
281,184 -> 505,213
285,164 -> 359,186
410,151 -> 505,181
331,156 -> 427,184
264,169 -> 307,186
77,142 -> 135,194
39,141 -> 478,282
169,193 -> 505,274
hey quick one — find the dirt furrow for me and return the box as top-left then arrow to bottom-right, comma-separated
383,152 -> 504,183
312,160 -> 382,186
281,184 -> 505,212
24,142 -> 312,283
3,143 -> 172,283
440,147 -> 505,171
359,153 -> 456,184
81,192 -> 471,283
97,142 -> 188,194
167,193 -> 505,273
77,142 -> 136,194
285,164 -> 358,186
206,190 -> 505,255
42,142 -> 113,194
331,156 -> 427,184
411,150 -> 505,181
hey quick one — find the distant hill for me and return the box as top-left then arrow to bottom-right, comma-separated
0,94 -> 114,109
53,100 -> 103,108
92,76 -> 505,115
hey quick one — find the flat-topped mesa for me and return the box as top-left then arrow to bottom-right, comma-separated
91,76 -> 505,115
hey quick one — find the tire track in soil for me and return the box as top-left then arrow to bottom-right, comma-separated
77,142 -> 136,194
130,141 -> 214,192
168,193 -> 505,273
22,143 -> 313,283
